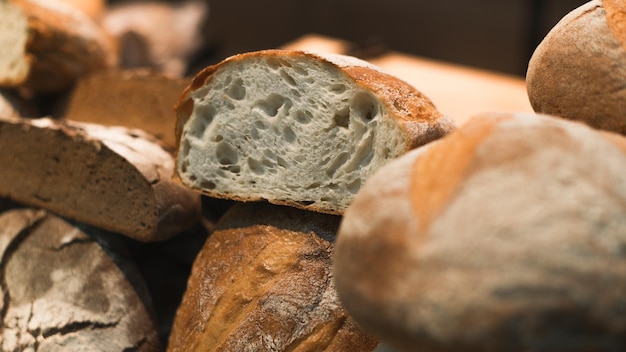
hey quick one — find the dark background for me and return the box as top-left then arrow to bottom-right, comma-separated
194,0 -> 588,77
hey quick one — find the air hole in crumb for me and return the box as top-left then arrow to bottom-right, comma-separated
226,78 -> 246,100
351,92 -> 379,123
293,65 -> 308,76
326,152 -> 349,177
199,180 -> 216,189
276,156 -> 289,168
280,70 -> 297,86
195,104 -> 217,125
248,158 -> 265,175
347,179 -> 362,194
254,94 -> 287,117
295,110 -> 313,124
283,126 -> 296,143
188,174 -> 197,182
214,135 -> 224,142
333,107 -> 350,128
291,89 -> 301,98
254,120 -> 267,130
180,160 -> 189,173
296,200 -> 315,206
306,182 -> 320,189
228,165 -> 241,174
216,141 -> 238,165
330,84 -> 347,93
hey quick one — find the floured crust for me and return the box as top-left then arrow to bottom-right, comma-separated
335,112 -> 626,351
0,116 -> 200,242
168,202 -> 378,352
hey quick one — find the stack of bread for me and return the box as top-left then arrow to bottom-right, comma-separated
0,0 -> 624,351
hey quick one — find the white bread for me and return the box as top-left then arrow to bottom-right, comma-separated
334,112 -> 626,351
168,202 -> 378,352
174,49 -> 455,214
0,0 -> 116,93
0,116 -> 201,242
0,208 -> 161,351
526,0 -> 626,134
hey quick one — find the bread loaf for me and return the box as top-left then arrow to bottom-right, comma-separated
0,116 -> 201,242
102,1 -> 209,77
0,0 -> 117,93
526,0 -> 626,134
168,202 -> 378,352
334,112 -> 626,351
0,208 -> 161,351
57,68 -> 190,147
174,49 -> 455,214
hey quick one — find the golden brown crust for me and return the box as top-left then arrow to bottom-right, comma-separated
168,202 -> 377,352
8,0 -> 117,92
603,0 -> 626,49
526,1 -> 626,134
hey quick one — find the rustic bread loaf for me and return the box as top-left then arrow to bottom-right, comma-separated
526,0 -> 626,134
168,202 -> 378,352
334,112 -> 626,351
0,0 -> 117,93
56,68 -> 190,147
0,116 -> 201,242
0,208 -> 161,351
174,49 -> 455,214
102,1 -> 209,77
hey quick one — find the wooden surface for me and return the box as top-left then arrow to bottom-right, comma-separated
282,34 -> 533,126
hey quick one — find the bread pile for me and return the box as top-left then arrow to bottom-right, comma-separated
0,0 -> 455,350
1,0 -> 624,351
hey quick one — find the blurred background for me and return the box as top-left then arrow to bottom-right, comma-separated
162,0 -> 589,77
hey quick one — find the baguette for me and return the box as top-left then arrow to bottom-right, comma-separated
0,116 -> 201,242
526,0 -> 626,134
334,112 -> 626,351
0,0 -> 117,93
0,208 -> 161,351
168,202 -> 378,352
174,49 -> 455,214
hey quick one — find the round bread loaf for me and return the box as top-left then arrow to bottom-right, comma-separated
334,112 -> 626,351
0,208 -> 161,351
168,202 -> 378,352
526,0 -> 626,134
174,49 -> 455,215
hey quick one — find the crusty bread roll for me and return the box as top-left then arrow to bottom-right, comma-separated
334,112 -> 626,351
0,0 -> 117,93
526,0 -> 626,134
174,49 -> 455,214
56,68 -> 190,147
0,0 -> 116,92
0,116 -> 201,242
168,202 -> 378,352
0,208 -> 161,351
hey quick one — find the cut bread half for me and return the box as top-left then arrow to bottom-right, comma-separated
175,49 -> 455,214
0,116 -> 201,242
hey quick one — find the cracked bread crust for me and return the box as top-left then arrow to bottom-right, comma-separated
0,208 -> 161,351
174,50 -> 455,215
0,116 -> 201,242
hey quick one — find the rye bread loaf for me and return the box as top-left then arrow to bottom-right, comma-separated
334,112 -> 626,351
56,69 -> 190,147
0,0 -> 117,93
174,49 -> 455,215
0,208 -> 161,351
0,116 -> 201,242
167,202 -> 378,352
526,0 -> 626,134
